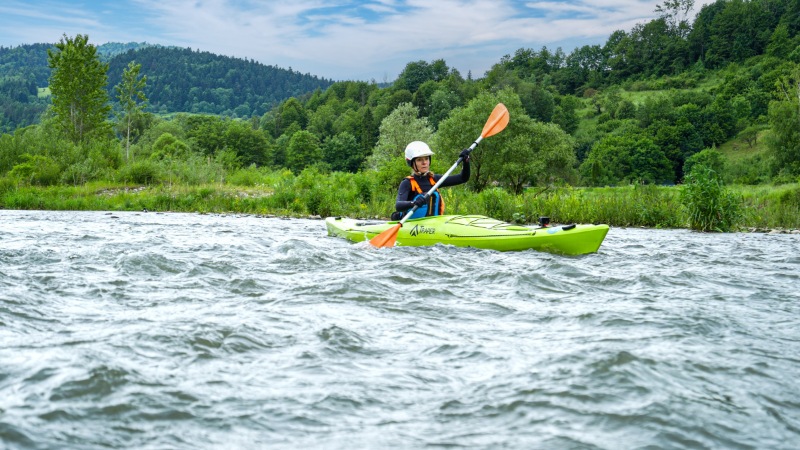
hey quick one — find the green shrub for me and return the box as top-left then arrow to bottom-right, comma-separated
681,165 -> 743,232
773,167 -> 800,185
630,184 -> 683,228
684,148 -> 726,177
1,189 -> 45,209
304,185 -> 339,216
8,154 -> 61,186
120,160 -> 161,184
151,132 -> 190,160
778,186 -> 800,207
478,187 -> 515,221
352,172 -> 376,204
60,161 -> 98,185
725,153 -> 772,185
267,170 -> 299,210
228,166 -> 265,186
170,154 -> 225,185
0,176 -> 16,195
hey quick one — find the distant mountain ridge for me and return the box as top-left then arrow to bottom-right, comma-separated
0,41 -> 335,130
96,42 -> 159,60
107,46 -> 333,117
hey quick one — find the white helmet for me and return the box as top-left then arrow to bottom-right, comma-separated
404,141 -> 434,167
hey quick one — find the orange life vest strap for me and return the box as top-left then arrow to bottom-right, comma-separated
406,176 -> 445,215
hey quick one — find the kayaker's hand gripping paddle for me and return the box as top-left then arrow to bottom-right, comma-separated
369,103 -> 510,248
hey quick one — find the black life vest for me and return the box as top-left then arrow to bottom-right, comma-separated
407,175 -> 444,218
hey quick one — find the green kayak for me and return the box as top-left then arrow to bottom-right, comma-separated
325,215 -> 609,255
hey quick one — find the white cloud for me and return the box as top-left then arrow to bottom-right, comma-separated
0,0 -> 723,81
524,2 -> 598,16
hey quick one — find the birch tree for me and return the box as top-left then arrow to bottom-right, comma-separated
47,34 -> 111,144
115,61 -> 148,161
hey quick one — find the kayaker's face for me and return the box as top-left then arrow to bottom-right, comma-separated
413,156 -> 430,172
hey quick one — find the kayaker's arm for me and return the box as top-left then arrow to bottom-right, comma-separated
438,156 -> 470,187
395,156 -> 469,212
395,178 -> 415,211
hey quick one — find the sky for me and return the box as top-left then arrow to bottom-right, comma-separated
0,0 -> 715,82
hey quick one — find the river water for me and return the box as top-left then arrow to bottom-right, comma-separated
1,210 -> 798,449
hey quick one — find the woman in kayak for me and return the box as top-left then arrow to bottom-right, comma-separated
392,141 -> 471,220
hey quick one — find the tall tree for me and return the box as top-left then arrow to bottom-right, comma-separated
115,61 -> 148,161
435,88 -> 542,192
276,97 -> 307,136
47,34 -> 111,144
767,66 -> 800,175
367,102 -> 434,190
395,60 -> 434,92
286,130 -> 322,173
553,95 -> 582,134
495,121 -> 577,194
656,0 -> 695,38
580,125 -> 673,185
224,120 -> 270,167
368,102 -> 433,169
323,132 -> 360,172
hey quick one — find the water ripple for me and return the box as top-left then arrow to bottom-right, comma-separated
1,211 -> 799,449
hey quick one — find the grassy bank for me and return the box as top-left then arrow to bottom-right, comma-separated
2,173 -> 798,231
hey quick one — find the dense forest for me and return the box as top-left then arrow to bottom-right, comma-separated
0,43 -> 52,133
0,43 -> 334,131
1,0 -> 799,197
107,46 -> 336,117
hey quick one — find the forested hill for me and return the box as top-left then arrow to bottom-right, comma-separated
0,43 -> 334,131
0,43 -> 52,86
107,46 -> 334,117
0,42 -> 152,88
97,42 -> 155,60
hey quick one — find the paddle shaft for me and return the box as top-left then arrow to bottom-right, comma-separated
396,136 -> 484,225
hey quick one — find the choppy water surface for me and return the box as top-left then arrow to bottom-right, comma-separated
1,210 -> 799,449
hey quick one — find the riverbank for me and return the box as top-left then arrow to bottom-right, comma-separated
745,227 -> 800,234
1,181 -> 799,231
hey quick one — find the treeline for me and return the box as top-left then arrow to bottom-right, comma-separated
0,43 -> 52,133
107,46 -> 335,117
255,0 -> 800,186
0,43 -> 52,86
96,42 -> 155,61
1,0 -> 799,196
0,43 -> 334,130
0,76 -> 47,133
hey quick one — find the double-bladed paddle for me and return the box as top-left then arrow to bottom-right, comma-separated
369,103 -> 510,248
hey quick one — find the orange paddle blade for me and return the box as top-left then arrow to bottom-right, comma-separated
481,103 -> 509,138
369,223 -> 402,248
